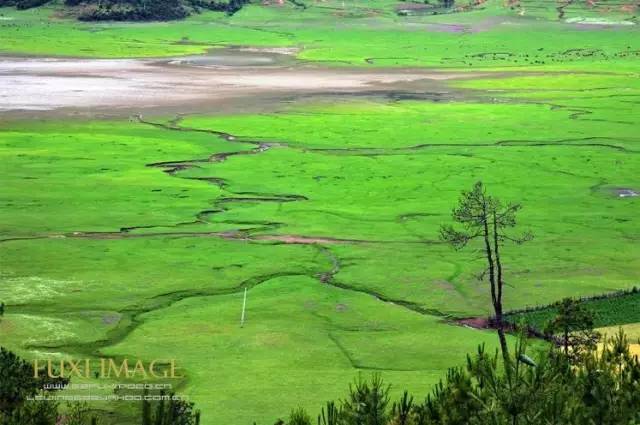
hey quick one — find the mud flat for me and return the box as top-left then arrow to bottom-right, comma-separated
0,50 -> 489,118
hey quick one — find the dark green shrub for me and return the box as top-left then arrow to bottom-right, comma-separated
341,374 -> 390,425
288,407 -> 312,425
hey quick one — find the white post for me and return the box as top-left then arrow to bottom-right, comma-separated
240,287 -> 247,327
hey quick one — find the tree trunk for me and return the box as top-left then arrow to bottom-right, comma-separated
482,208 -> 498,313
495,301 -> 511,369
491,211 -> 510,365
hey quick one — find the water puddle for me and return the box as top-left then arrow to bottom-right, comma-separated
616,188 -> 639,198
166,47 -> 296,68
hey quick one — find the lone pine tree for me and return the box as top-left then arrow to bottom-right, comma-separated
440,181 -> 532,366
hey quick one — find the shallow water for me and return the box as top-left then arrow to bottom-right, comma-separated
166,48 -> 295,67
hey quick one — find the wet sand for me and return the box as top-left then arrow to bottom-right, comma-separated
0,50 -> 486,118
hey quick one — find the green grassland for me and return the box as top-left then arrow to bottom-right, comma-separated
0,0 -> 639,69
1,0 -> 640,423
2,68 -> 639,422
103,276 -> 504,424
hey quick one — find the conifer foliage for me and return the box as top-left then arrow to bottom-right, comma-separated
278,330 -> 640,425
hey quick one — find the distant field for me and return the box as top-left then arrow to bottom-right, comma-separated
506,290 -> 640,331
1,0 -> 640,423
0,0 -> 638,68
599,322 -> 640,341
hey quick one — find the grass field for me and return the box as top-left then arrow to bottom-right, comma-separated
0,0 -> 638,68
1,0 -> 640,423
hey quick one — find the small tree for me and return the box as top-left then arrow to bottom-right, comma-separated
341,374 -> 390,425
544,298 -> 599,361
287,407 -> 312,425
142,388 -> 152,425
389,391 -> 413,425
440,181 -> 532,365
317,401 -> 340,425
0,347 -> 69,425
0,347 -> 68,417
61,402 -> 97,425
144,391 -> 200,425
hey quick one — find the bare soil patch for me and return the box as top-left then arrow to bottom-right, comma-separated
254,235 -> 360,244
457,317 -> 490,329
